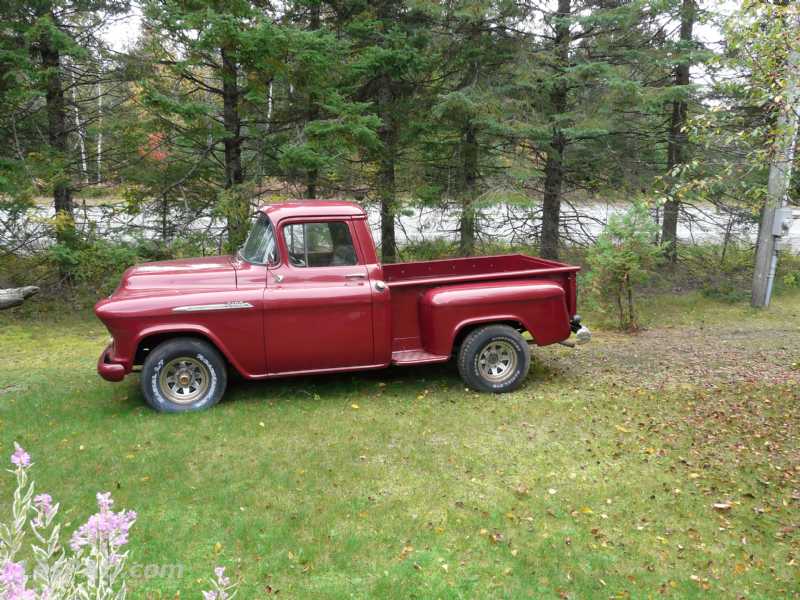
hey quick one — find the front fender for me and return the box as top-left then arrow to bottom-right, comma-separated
96,290 -> 266,378
419,279 -> 571,356
130,323 -> 250,374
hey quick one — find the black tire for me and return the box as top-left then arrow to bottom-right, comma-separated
457,325 -> 531,393
141,338 -> 227,413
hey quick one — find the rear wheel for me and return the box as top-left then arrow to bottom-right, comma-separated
141,338 -> 227,412
457,325 -> 530,393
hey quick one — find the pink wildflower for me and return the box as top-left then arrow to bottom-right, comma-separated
10,443 -> 30,468
213,567 -> 230,587
0,561 -> 35,600
33,493 -> 55,527
69,492 -> 136,553
202,566 -> 233,600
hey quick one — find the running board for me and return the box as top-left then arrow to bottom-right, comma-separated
391,350 -> 450,365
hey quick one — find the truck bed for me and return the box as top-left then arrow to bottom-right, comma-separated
383,254 -> 580,362
382,254 -> 578,287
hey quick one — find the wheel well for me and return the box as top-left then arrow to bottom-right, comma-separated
452,320 -> 527,354
134,332 -> 225,366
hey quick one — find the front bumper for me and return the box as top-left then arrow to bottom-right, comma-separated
97,344 -> 126,382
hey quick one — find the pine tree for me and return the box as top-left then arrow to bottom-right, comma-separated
0,0 -> 129,244
416,0 -> 521,256
140,0 -> 281,248
661,0 -> 697,262
344,0 -> 435,262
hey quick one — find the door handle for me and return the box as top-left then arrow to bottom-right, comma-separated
345,273 -> 366,280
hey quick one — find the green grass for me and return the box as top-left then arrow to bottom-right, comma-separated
1,291 -> 799,598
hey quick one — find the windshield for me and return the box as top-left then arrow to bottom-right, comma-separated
240,214 -> 278,265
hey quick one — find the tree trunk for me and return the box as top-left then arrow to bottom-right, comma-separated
96,76 -> 103,183
377,79 -> 397,263
221,46 -> 247,248
625,274 -> 635,330
661,0 -> 695,263
378,147 -> 397,263
305,2 -> 321,199
540,0 -> 570,261
68,63 -> 88,184
0,287 -> 39,311
459,124 -> 478,256
40,31 -> 73,235
306,177 -> 317,199
541,131 -> 566,260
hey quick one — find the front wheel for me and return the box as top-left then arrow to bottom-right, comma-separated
457,325 -> 531,393
141,338 -> 227,412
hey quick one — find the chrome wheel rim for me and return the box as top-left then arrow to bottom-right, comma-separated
159,357 -> 210,405
477,340 -> 518,383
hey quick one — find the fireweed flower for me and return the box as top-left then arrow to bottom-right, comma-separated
213,567 -> 230,587
0,560 -> 35,600
32,493 -> 55,527
2,443 -> 238,599
96,492 -> 113,512
202,566 -> 234,600
10,442 -> 30,468
69,492 -> 137,555
0,561 -> 24,586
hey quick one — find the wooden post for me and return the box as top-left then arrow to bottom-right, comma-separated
752,45 -> 800,308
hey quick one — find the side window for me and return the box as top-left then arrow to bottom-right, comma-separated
283,221 -> 358,268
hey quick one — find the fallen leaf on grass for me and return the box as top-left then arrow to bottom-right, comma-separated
712,502 -> 732,511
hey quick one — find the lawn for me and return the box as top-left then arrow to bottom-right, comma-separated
0,291 -> 798,598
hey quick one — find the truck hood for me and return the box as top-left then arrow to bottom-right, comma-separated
115,256 -> 237,296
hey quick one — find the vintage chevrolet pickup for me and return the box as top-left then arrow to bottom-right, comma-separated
95,201 -> 590,412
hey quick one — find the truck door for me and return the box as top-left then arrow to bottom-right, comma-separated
264,218 -> 375,373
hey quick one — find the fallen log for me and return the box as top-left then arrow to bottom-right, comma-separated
0,286 -> 39,310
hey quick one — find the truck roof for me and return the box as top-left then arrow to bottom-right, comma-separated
258,201 -> 366,221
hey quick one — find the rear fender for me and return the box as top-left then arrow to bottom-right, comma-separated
419,279 -> 570,355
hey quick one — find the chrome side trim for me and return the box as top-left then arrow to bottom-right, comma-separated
172,301 -> 254,313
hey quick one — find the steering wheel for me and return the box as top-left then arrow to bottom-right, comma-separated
289,255 -> 306,268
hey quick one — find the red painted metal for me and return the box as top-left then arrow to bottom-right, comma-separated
94,201 -> 581,384
419,279 -> 570,355
97,344 -> 126,382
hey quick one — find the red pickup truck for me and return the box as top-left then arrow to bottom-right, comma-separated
95,201 -> 589,412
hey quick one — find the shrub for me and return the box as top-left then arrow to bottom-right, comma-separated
680,243 -> 753,303
0,443 -> 237,599
399,238 -> 459,261
49,240 -> 141,298
586,202 -> 662,330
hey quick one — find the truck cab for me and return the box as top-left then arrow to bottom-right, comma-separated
95,201 -> 589,412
